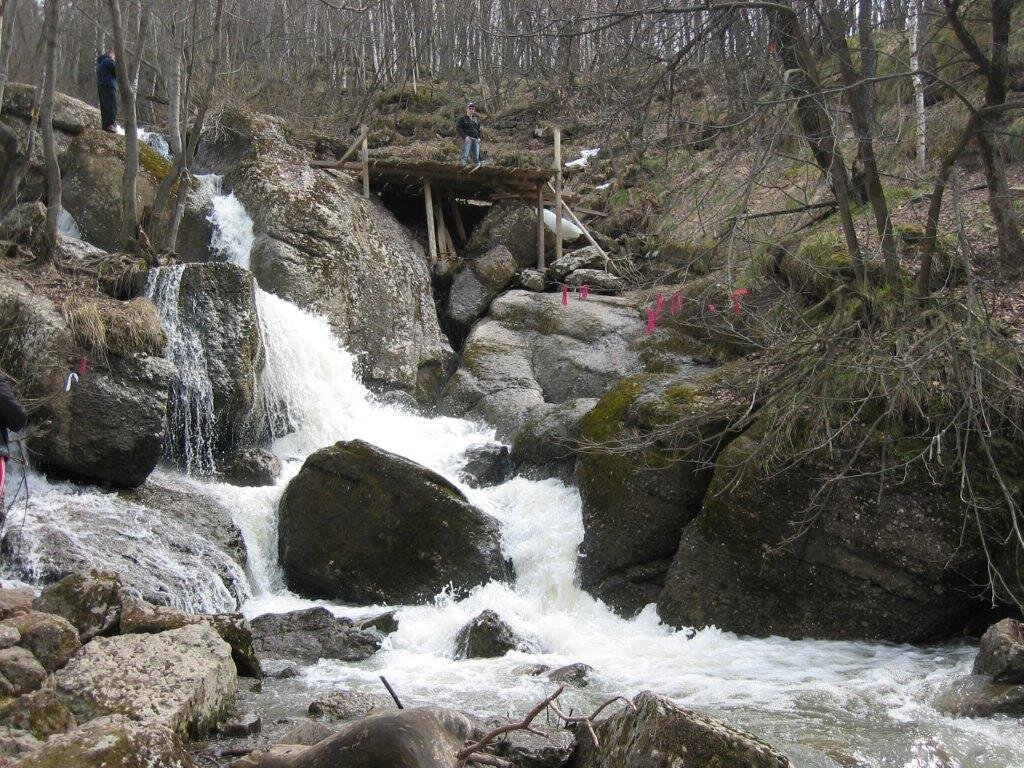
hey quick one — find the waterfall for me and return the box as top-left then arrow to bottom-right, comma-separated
57,208 -> 81,239
196,174 -> 254,270
145,265 -> 218,476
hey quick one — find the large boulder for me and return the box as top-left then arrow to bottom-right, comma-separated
3,473 -> 250,614
0,647 -> 46,697
146,262 -> 265,466
0,690 -> 76,741
576,372 -> 729,616
215,107 -> 454,398
0,611 -> 80,673
54,623 -> 236,738
222,448 -> 282,487
445,245 -> 518,339
453,610 -> 530,659
441,291 -> 647,439
11,714 -> 195,768
568,691 -> 792,768
0,276 -> 173,488
511,397 -> 596,481
465,200 -> 541,269
278,440 -> 508,604
656,426 -> 997,642
250,607 -> 380,664
973,619 -> 1024,684
32,569 -> 124,642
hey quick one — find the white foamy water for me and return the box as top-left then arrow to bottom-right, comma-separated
195,174 -> 254,270
57,208 -> 81,238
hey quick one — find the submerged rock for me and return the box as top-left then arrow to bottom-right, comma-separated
55,623 -> 236,738
973,618 -> 1024,684
453,610 -> 530,659
307,691 -> 395,722
222,448 -> 282,487
458,443 -> 514,488
567,691 -> 792,768
356,610 -> 400,636
250,607 -> 380,664
278,440 -> 508,604
547,662 -> 595,688
11,714 -> 195,768
33,569 -> 124,642
446,245 -> 518,338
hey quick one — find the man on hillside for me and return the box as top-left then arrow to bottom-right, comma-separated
456,102 -> 481,166
96,49 -> 118,133
0,373 -> 28,510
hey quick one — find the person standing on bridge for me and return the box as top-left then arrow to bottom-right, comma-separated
456,102 -> 481,166
96,49 -> 118,133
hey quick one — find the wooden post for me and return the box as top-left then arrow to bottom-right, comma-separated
449,195 -> 468,244
424,178 -> 437,264
554,126 -> 563,263
536,183 -> 545,270
361,123 -> 369,198
434,200 -> 448,259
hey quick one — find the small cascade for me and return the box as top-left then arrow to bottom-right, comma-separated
145,265 -> 218,476
139,128 -> 172,160
57,208 -> 81,238
196,173 -> 254,270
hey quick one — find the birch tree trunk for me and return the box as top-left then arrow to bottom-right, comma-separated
910,0 -> 926,174
106,0 -> 141,250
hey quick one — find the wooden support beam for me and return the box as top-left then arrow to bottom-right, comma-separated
554,126 -> 563,263
449,195 -> 468,244
536,182 -> 545,271
310,125 -> 371,169
434,200 -> 449,259
361,123 -> 370,198
424,179 -> 437,264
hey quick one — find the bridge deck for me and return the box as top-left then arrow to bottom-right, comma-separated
340,157 -> 553,200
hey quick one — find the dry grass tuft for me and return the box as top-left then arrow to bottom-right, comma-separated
63,295 -> 166,360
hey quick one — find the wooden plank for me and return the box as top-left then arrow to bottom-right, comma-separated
554,127 -> 563,263
424,179 -> 437,264
361,123 -> 370,199
449,196 -> 468,244
434,199 -> 448,259
536,182 -> 545,271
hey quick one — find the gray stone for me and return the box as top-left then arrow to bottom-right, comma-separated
222,448 -> 283,487
511,398 -> 596,481
356,611 -> 400,636
250,607 -> 381,664
33,569 -> 124,642
547,662 -> 595,688
454,610 -> 531,659
446,245 -> 518,337
567,691 -> 792,768
54,623 -> 236,738
11,714 -> 195,768
466,200 -> 541,269
973,618 -> 1024,684
565,268 -> 625,293
518,268 -> 546,292
263,661 -> 301,680
307,691 -> 396,722
0,202 -> 46,252
0,611 -> 80,673
219,712 -> 263,738
481,719 -> 575,768
547,246 -> 607,281
0,647 -> 46,697
511,663 -> 551,677
458,443 -> 514,488
0,725 -> 40,762
0,627 -> 19,650
0,689 -> 76,741
278,440 -> 508,604
0,589 -> 33,621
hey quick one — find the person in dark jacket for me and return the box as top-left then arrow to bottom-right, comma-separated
455,102 -> 481,166
96,49 -> 118,133
0,373 -> 27,503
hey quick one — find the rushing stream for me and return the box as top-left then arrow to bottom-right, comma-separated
3,177 -> 1021,768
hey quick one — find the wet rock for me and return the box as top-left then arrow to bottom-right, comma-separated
441,291 -> 646,440
119,595 -> 262,678
356,611 -> 400,636
0,611 -> 80,673
0,690 -> 76,741
11,714 -> 195,768
547,663 -> 594,688
219,712 -> 263,737
33,569 -> 124,642
458,443 -> 514,488
567,691 -> 792,768
511,398 -> 596,481
377,389 -> 420,410
54,623 -> 236,737
0,647 -> 46,697
511,663 -> 552,677
0,589 -> 34,620
250,607 -> 381,664
307,691 -> 395,722
547,246 -> 607,281
278,440 -> 508,604
175,177 -> 218,264
973,618 -> 1024,684
262,661 -> 301,680
466,200 -> 542,269
565,268 -> 625,293
481,719 -> 575,768
446,245 -> 518,338
454,610 -> 530,659
0,626 -> 18,650
0,725 -> 40,762
223,448 -> 283,487
935,674 -> 1024,717
3,473 -> 250,614
518,268 -> 546,292
277,719 -> 338,745
217,107 -> 455,399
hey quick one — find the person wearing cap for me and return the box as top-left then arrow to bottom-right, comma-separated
456,102 -> 482,166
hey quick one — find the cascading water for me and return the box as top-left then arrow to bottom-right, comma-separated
195,174 -> 254,270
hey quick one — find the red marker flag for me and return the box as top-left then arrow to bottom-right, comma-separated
580,285 -> 590,300
670,293 -> 682,315
562,285 -> 569,306
654,293 -> 665,318
645,308 -> 656,334
730,288 -> 749,315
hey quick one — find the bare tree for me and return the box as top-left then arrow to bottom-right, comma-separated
39,0 -> 61,258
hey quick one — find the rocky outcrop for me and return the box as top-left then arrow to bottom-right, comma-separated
453,610 -> 530,659
973,618 -> 1024,684
213,107 -> 454,398
568,691 -> 792,768
33,569 -> 124,642
656,425 -> 996,642
546,246 -> 607,281
222,448 -> 282,487
466,200 -> 541,268
0,612 -> 80,673
445,245 -> 518,339
308,691 -> 396,722
278,440 -> 508,604
457,443 -> 514,488
250,607 -> 380,664
511,398 -> 596,481
441,291 -> 647,439
11,714 -> 195,768
0,647 -> 46,697
0,690 -> 76,741
0,276 -> 173,488
54,623 -> 236,738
